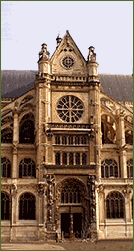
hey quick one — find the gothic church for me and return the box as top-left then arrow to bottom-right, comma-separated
1,31 -> 133,241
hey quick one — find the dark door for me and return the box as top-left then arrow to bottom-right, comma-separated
61,213 -> 70,238
73,213 -> 82,238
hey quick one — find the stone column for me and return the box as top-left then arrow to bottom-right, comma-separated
46,174 -> 55,236
87,175 -> 97,240
10,183 -> 17,242
123,185 -> 132,222
87,47 -> 101,182
97,185 -> 105,224
37,183 -> 46,240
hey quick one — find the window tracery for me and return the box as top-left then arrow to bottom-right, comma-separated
1,158 -> 11,178
19,113 -> 34,144
127,159 -> 133,178
19,158 -> 36,178
61,182 -> 81,204
56,95 -> 84,122
19,193 -> 36,220
1,128 -> 13,143
106,192 -> 125,218
55,152 -> 87,166
1,192 -> 10,220
101,159 -> 119,178
54,135 -> 88,145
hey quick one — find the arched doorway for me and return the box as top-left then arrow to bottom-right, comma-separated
56,178 -> 88,238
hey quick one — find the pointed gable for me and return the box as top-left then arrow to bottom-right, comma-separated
50,30 -> 87,76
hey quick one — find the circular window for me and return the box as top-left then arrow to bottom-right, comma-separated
56,95 -> 84,122
62,56 -> 74,69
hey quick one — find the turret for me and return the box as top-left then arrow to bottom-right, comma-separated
38,43 -> 50,75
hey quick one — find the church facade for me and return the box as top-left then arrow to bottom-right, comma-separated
1,31 -> 133,242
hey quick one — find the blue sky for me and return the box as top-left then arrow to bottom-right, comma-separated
1,1 -> 133,74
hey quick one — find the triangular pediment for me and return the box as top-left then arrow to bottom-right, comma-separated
50,30 -> 87,76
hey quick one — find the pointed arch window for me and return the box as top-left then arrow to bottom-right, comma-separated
19,113 -> 34,144
127,159 -> 133,178
19,193 -> 36,220
82,153 -> 87,165
1,128 -> 13,143
55,152 -> 60,165
19,158 -> 36,178
76,153 -> 80,166
106,192 -> 125,218
69,153 -> 74,165
62,153 -> 67,165
1,193 -> 10,220
101,159 -> 119,178
1,158 -> 11,178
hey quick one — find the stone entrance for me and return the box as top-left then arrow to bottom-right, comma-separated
61,213 -> 82,238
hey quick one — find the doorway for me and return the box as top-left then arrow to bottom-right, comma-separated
73,213 -> 82,238
61,213 -> 70,238
61,213 -> 82,238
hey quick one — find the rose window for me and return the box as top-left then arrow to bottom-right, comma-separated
57,95 -> 84,122
62,56 -> 74,68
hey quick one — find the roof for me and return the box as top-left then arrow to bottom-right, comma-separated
98,74 -> 133,102
1,70 -> 133,102
1,70 -> 37,98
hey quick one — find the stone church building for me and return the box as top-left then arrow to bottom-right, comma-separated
1,31 -> 133,241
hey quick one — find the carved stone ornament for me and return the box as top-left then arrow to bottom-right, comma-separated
10,183 -> 17,195
46,129 -> 53,140
37,183 -> 45,196
97,184 -> 104,194
122,185 -> 132,197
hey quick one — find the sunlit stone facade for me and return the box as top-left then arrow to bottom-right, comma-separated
1,31 -> 133,242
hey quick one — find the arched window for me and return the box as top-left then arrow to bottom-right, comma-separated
82,153 -> 87,165
75,136 -> 80,145
19,113 -> 34,144
55,152 -> 60,165
127,159 -> 133,178
1,158 -> 11,178
62,136 -> 67,145
19,193 -> 36,220
106,192 -> 125,218
61,184 -> 81,204
76,153 -> 80,166
69,153 -> 74,165
81,136 -> 87,145
101,159 -> 119,178
68,136 -> 73,145
62,153 -> 67,165
55,136 -> 60,145
19,158 -> 36,178
1,128 -> 13,143
1,192 -> 10,220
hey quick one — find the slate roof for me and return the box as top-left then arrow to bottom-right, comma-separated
1,70 -> 133,102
